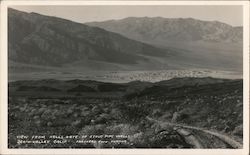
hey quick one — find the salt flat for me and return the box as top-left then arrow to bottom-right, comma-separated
9,69 -> 242,83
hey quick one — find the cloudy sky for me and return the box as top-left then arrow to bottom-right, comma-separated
11,5 -> 243,26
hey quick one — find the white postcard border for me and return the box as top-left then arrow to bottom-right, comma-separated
0,1 -> 249,155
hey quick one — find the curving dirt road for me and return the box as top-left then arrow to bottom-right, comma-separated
146,117 -> 243,149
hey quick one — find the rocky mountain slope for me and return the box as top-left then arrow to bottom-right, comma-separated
86,17 -> 243,73
8,9 -> 169,67
86,17 -> 243,45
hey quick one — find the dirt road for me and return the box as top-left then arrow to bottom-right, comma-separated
146,117 -> 243,149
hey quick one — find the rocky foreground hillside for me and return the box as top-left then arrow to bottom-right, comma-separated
8,77 -> 243,148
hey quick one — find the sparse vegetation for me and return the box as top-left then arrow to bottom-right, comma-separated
8,77 -> 243,148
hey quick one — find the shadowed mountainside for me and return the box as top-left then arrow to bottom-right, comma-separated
8,8 -> 170,67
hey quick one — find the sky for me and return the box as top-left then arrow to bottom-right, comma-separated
10,5 -> 243,26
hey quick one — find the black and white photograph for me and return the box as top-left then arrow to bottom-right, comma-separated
0,1 -> 249,154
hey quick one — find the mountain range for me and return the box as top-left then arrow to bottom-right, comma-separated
86,17 -> 242,45
8,8 -> 243,74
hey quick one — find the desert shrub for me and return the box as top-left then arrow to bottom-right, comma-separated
152,109 -> 162,117
110,108 -> 123,120
98,83 -> 127,92
233,124 -> 243,137
94,113 -> 111,124
78,124 -> 107,143
111,124 -> 139,135
160,112 -> 172,120
149,130 -> 193,148
117,104 -> 149,124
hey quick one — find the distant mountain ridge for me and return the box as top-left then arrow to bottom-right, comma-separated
8,9 -> 169,67
86,17 -> 243,45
